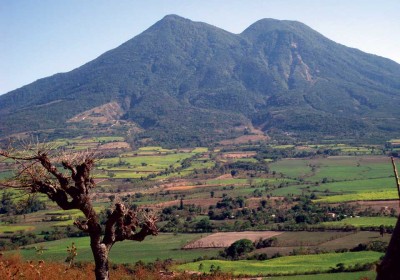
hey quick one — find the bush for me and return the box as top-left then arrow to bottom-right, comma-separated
223,239 -> 255,259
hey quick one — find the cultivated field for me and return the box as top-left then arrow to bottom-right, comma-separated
175,251 -> 382,276
0,138 -> 398,279
184,231 -> 284,248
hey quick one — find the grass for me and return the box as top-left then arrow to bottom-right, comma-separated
313,190 -> 398,203
321,217 -> 397,228
100,153 -> 194,167
94,136 -> 125,142
270,159 -> 313,178
269,156 -> 392,182
267,270 -> 375,280
273,177 -> 396,197
175,251 -> 382,276
0,225 -> 35,234
192,147 -> 208,153
309,177 -> 395,194
16,233 -> 220,263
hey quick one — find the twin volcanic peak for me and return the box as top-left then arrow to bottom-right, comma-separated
1,14 -> 400,145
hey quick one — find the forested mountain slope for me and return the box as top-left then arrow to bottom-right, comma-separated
1,15 -> 400,145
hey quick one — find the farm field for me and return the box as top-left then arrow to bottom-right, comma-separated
184,231 -> 284,248
314,190 -> 398,203
1,138 -> 399,279
253,231 -> 390,257
269,156 -> 392,181
175,251 -> 383,276
321,217 -> 397,228
0,225 -> 35,234
268,270 -> 375,280
15,233 -> 220,263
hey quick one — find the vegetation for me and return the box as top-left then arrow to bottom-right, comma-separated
2,13 -> 400,280
176,251 -> 382,276
2,16 -> 400,146
0,137 -> 398,279
0,144 -> 157,280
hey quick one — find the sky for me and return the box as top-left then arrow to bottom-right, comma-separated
1,0 -> 399,95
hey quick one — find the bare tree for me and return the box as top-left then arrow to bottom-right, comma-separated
0,142 -> 158,280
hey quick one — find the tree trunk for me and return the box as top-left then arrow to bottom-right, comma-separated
91,242 -> 110,280
376,215 -> 400,280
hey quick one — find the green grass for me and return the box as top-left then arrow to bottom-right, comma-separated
273,177 -> 396,197
100,153 -> 194,168
0,225 -> 35,233
175,251 -> 382,276
0,170 -> 14,180
321,217 -> 397,228
270,156 -> 391,182
309,177 -> 395,194
192,147 -> 208,153
270,159 -> 313,178
17,233 -> 219,263
94,136 -> 125,142
267,270 -> 375,280
314,190 -> 398,203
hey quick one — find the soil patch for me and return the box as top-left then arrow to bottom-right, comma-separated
184,231 -> 283,249
221,152 -> 257,159
99,142 -> 130,149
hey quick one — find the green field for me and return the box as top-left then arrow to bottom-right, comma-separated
268,270 -> 375,280
270,159 -> 313,178
16,233 -> 219,263
314,190 -> 398,203
321,217 -> 397,228
270,177 -> 395,197
270,156 -> 392,182
175,251 -> 382,276
0,225 -> 35,234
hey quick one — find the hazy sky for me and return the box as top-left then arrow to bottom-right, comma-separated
1,0 -> 399,94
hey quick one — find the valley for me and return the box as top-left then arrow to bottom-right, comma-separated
1,135 -> 398,279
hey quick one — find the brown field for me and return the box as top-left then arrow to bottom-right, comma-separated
99,141 -> 130,150
184,231 -> 283,249
255,230 -> 391,257
349,200 -> 400,212
221,152 -> 257,159
214,174 -> 233,179
295,146 -> 313,151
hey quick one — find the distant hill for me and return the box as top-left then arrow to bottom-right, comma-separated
1,15 -> 400,146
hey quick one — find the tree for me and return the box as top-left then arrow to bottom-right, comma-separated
0,143 -> 158,280
224,239 -> 254,259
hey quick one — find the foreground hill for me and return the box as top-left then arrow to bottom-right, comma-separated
1,15 -> 400,145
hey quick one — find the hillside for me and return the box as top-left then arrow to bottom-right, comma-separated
1,15 -> 400,145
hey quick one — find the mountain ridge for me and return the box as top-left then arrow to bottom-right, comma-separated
1,15 -> 400,145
